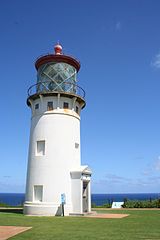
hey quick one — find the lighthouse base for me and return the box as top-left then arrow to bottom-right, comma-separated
23,202 -> 72,216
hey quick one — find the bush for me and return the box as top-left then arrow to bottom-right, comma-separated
0,202 -> 10,207
91,202 -> 97,208
91,202 -> 112,208
92,198 -> 160,209
101,203 -> 112,208
122,199 -> 160,208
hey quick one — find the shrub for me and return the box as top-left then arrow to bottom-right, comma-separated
0,202 -> 10,207
91,202 -> 97,208
122,199 -> 160,208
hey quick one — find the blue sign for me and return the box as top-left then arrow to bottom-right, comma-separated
61,193 -> 66,204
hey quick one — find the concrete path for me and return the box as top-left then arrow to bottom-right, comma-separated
85,213 -> 129,218
0,226 -> 32,240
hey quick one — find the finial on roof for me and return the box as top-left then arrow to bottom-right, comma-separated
54,43 -> 62,55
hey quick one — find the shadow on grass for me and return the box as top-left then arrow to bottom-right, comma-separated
0,208 -> 23,214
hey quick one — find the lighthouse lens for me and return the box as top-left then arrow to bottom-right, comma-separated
37,63 -> 77,94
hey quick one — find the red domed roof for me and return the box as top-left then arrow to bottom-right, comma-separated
35,43 -> 80,72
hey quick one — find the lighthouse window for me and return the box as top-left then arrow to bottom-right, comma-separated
75,143 -> 79,149
63,102 -> 69,109
76,106 -> 79,114
35,103 -> 39,110
36,140 -> 45,156
47,101 -> 53,111
34,185 -> 43,202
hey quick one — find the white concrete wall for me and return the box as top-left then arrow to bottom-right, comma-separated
71,172 -> 83,213
24,95 -> 82,216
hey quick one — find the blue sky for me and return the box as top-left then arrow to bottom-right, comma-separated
1,0 -> 160,193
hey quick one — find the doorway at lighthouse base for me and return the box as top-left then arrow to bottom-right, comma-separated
23,166 -> 91,216
70,166 -> 92,215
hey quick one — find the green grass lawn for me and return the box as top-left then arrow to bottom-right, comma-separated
0,209 -> 160,239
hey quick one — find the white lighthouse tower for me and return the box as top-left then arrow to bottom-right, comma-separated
24,43 -> 92,216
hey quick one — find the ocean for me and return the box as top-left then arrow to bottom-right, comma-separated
0,193 -> 160,206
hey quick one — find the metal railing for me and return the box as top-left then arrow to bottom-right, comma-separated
27,81 -> 85,99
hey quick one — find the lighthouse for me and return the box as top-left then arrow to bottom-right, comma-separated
24,43 -> 92,216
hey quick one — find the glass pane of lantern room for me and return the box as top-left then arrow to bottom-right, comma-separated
49,68 -> 57,79
54,63 -> 63,72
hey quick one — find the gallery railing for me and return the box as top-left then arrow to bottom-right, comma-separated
27,81 -> 85,99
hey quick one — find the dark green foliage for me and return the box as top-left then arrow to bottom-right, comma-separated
0,202 -> 10,207
91,202 -> 97,208
99,202 -> 112,208
122,198 -> 160,208
92,198 -> 160,208
91,202 -> 112,208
